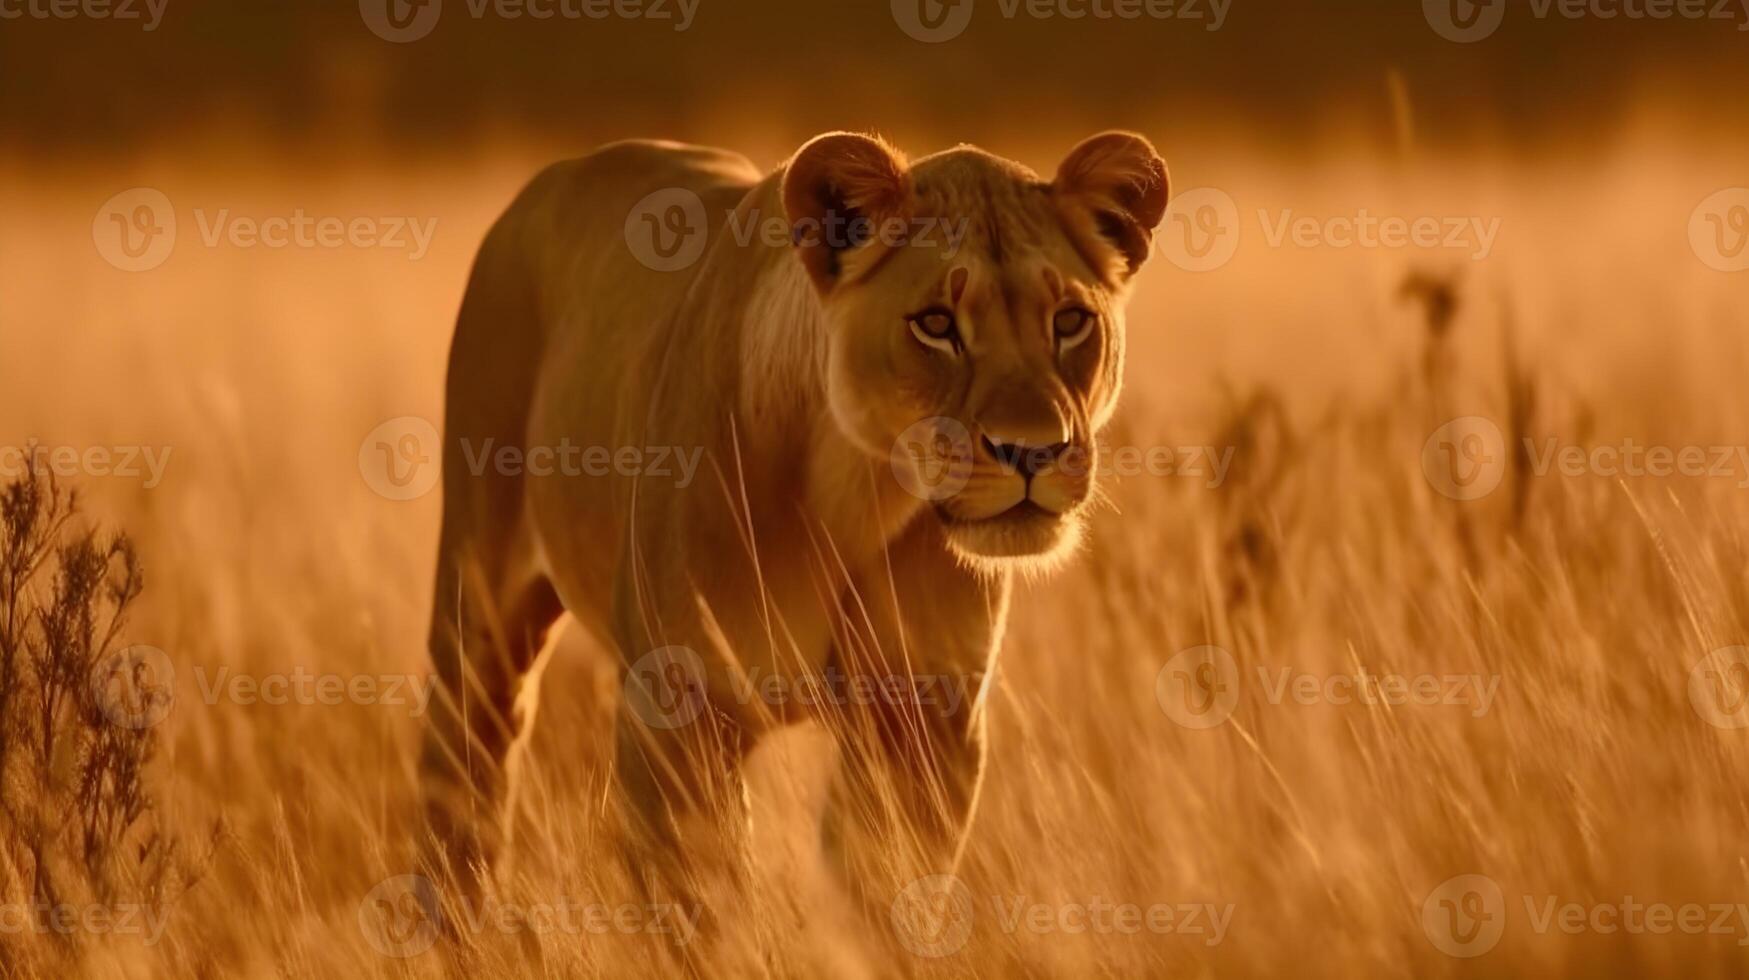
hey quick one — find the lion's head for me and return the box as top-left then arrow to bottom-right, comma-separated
781,131 -> 1168,568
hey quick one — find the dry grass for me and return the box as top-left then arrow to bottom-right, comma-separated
3,123 -> 1749,978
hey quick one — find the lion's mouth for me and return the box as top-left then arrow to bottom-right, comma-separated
936,499 -> 1081,562
938,499 -> 1063,528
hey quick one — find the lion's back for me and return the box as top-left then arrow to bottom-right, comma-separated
441,141 -> 762,629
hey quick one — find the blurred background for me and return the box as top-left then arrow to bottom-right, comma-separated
5,2 -> 1749,976
6,0 -> 1748,424
4,0 -> 1747,150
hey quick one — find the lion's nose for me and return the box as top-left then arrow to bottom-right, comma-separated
979,432 -> 1069,478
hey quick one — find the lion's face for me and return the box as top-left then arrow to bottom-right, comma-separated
783,133 -> 1169,567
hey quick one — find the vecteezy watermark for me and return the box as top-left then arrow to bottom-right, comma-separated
1153,645 -> 1241,729
191,209 -> 437,259
1690,189 -> 1749,273
1522,438 -> 1749,487
0,0 -> 167,29
191,666 -> 437,718
0,901 -> 172,945
729,666 -> 982,717
1258,209 -> 1500,261
1159,189 -> 1500,272
1421,873 -> 1749,957
623,646 -> 711,730
1421,416 -> 1507,501
1161,187 -> 1242,273
456,438 -> 704,488
621,191 -> 973,272
890,0 -> 1228,43
91,190 -> 437,270
1421,874 -> 1508,957
1422,417 -> 1749,501
88,652 -> 439,726
891,875 -> 976,957
891,417 -> 977,501
623,188 -> 711,271
889,874 -> 1233,958
93,189 -> 176,272
1155,645 -> 1501,730
90,646 -> 176,730
358,416 -> 441,502
0,442 -> 173,489
1425,0 -> 1749,42
359,0 -> 698,43
1689,646 -> 1749,729
622,647 -> 980,728
888,416 -> 1236,502
1254,667 -> 1501,717
358,875 -> 700,959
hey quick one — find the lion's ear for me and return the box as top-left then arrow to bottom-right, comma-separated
782,132 -> 911,293
1053,131 -> 1169,282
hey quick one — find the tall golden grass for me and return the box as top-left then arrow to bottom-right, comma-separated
3,118 -> 1749,977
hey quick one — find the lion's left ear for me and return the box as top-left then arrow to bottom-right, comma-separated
782,132 -> 912,293
1052,131 -> 1169,282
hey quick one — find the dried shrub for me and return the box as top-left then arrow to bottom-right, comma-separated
0,456 -> 192,965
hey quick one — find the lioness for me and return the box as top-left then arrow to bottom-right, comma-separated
419,132 -> 1168,903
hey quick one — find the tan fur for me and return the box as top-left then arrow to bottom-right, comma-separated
418,133 -> 1168,902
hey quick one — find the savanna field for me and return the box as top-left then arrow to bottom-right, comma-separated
4,99 -> 1749,978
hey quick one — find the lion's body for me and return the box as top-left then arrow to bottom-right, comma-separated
443,140 -> 943,709
420,133 -> 1166,902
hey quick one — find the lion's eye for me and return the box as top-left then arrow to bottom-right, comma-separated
1053,307 -> 1096,349
908,309 -> 961,354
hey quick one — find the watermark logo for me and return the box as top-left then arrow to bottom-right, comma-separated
891,877 -> 1233,955
1423,0 -> 1505,41
361,0 -> 697,40
1156,648 -> 1501,727
891,417 -> 976,502
1427,0 -> 1749,41
0,0 -> 167,30
358,876 -> 698,956
625,193 -> 973,272
1422,416 -> 1506,501
624,645 -> 709,730
891,0 -> 975,40
0,901 -> 172,945
191,666 -> 436,717
1259,209 -> 1500,260
1422,874 -> 1506,957
1163,191 -> 1500,269
728,666 -> 979,718
358,874 -> 442,958
894,0 -> 1228,38
892,874 -> 976,958
1524,438 -> 1749,487
0,443 -> 173,489
1162,187 -> 1240,272
624,187 -> 709,272
89,645 -> 175,729
1432,428 -> 1749,498
190,209 -> 437,258
93,188 -> 176,272
1690,188 -> 1749,272
359,0 -> 442,41
1423,874 -> 1749,954
457,438 -> 703,487
1154,645 -> 1240,729
359,416 -> 441,501
1689,646 -> 1749,729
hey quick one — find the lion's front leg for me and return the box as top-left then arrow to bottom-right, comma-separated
821,517 -> 1011,896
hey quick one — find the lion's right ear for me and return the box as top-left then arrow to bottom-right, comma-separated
782,132 -> 911,293
1053,131 -> 1169,283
